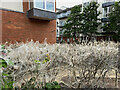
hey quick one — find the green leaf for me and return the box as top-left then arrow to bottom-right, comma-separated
2,73 -> 9,76
45,57 -> 50,61
42,60 -> 47,64
0,64 -> 2,68
34,60 -> 40,63
53,81 -> 58,85
1,45 -> 5,49
7,81 -> 15,88
0,59 -> 7,68
54,85 -> 61,89
45,83 -> 53,88
4,84 -> 8,88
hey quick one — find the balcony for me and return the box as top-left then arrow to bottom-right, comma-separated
57,11 -> 71,19
101,18 -> 109,22
27,8 -> 57,21
102,2 -> 114,8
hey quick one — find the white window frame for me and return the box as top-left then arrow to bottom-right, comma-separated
34,0 -> 55,12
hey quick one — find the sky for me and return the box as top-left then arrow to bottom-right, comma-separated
56,0 -> 83,9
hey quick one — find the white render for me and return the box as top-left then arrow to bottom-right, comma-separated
0,0 -> 23,12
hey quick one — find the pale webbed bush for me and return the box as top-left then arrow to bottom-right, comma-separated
2,40 -> 120,88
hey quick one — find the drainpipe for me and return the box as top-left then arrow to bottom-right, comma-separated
118,45 -> 120,73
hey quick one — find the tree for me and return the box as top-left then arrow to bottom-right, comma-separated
82,2 -> 101,37
63,5 -> 83,39
63,2 -> 101,42
103,1 -> 120,41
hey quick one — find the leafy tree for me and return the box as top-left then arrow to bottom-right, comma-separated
103,1 -> 120,41
63,5 -> 83,39
82,2 -> 101,37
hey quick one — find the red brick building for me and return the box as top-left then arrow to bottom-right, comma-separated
0,0 -> 56,44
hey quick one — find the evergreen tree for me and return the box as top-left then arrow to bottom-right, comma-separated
63,2 -> 101,41
82,2 -> 101,37
63,5 -> 83,39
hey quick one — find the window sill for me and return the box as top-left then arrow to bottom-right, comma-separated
0,8 -> 24,14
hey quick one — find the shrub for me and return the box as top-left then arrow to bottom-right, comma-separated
0,45 -> 14,89
42,81 -> 61,90
1,40 -> 120,88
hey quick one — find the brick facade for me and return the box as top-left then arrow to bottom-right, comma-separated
0,1 -> 56,44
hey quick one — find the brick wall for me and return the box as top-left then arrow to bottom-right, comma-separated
0,0 -> 56,44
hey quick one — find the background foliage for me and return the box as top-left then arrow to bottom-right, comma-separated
103,1 -> 120,41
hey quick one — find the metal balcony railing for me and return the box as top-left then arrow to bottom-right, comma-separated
101,18 -> 109,22
57,11 -> 71,19
102,1 -> 115,8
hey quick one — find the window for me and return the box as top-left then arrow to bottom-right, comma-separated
67,38 -> 70,42
46,0 -> 54,11
103,7 -> 107,17
34,0 -> 45,9
109,6 -> 112,12
34,0 -> 55,12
